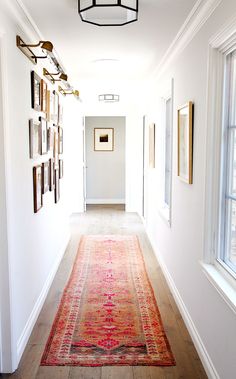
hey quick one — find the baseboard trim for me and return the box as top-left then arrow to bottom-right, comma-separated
86,199 -> 125,205
147,231 -> 220,379
16,233 -> 71,364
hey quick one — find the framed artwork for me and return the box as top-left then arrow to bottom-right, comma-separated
47,126 -> 54,152
54,169 -> 60,203
31,71 -> 41,111
94,128 -> 114,151
58,126 -> 63,154
52,90 -> 59,124
39,117 -> 48,155
149,123 -> 155,168
29,119 -> 40,159
33,165 -> 43,213
42,161 -> 49,194
58,103 -> 63,124
49,90 -> 54,122
41,79 -> 47,113
54,128 -> 59,169
46,89 -> 51,121
59,159 -> 63,179
49,158 -> 55,191
177,102 -> 193,184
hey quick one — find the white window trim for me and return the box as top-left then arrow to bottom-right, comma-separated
203,18 -> 236,313
158,79 -> 174,227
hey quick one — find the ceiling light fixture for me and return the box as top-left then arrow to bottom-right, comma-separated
99,94 -> 119,102
78,0 -> 138,26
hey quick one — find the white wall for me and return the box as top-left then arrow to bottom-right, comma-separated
0,1 -> 82,371
144,1 -> 236,378
85,116 -> 125,204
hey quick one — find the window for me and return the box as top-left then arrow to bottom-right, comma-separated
219,49 -> 236,277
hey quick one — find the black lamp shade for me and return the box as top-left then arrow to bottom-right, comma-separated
78,0 -> 138,26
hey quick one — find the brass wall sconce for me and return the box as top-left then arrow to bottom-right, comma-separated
16,35 -> 53,65
43,68 -> 68,84
58,86 -> 80,99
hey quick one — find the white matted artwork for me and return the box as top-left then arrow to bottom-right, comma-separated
94,128 -> 114,151
177,102 -> 193,184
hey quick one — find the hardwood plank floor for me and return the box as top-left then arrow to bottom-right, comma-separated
2,205 -> 207,379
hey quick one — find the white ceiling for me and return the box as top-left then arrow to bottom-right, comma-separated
20,0 -> 197,86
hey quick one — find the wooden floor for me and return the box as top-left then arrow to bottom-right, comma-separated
2,205 -> 207,379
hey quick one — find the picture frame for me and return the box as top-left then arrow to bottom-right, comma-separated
46,90 -> 51,122
54,169 -> 60,203
41,79 -> 47,113
39,116 -> 48,155
149,123 -> 155,168
58,126 -> 63,154
54,128 -> 59,169
177,102 -> 193,184
29,119 -> 40,159
42,161 -> 50,194
59,159 -> 63,179
94,128 -> 114,151
33,165 -> 43,213
58,103 -> 63,124
52,90 -> 59,124
49,158 -> 55,191
31,71 -> 41,111
47,126 -> 54,152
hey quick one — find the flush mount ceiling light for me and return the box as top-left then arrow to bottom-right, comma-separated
78,0 -> 138,26
99,94 -> 119,102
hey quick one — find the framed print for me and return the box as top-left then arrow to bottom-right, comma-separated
58,103 -> 63,124
39,117 -> 48,155
29,119 -> 40,159
47,126 -> 54,152
33,165 -> 43,213
177,102 -> 193,184
59,159 -> 63,179
46,90 -> 51,121
54,169 -> 60,203
54,128 -> 59,168
49,158 -> 55,191
31,71 -> 41,111
94,128 -> 114,151
149,123 -> 155,168
52,90 -> 59,124
41,79 -> 47,113
58,126 -> 63,154
42,161 -> 49,194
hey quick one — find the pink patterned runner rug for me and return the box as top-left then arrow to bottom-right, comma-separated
41,235 -> 175,366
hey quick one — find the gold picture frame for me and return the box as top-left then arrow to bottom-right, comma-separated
177,102 -> 193,184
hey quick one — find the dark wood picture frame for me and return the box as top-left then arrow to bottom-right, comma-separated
31,71 -> 41,111
33,165 -> 43,213
42,161 -> 50,194
54,169 -> 60,203
49,158 -> 55,191
59,159 -> 63,179
39,116 -> 48,155
29,119 -> 40,159
58,126 -> 63,154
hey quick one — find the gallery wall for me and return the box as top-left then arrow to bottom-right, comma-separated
144,0 -> 236,378
85,116 -> 126,204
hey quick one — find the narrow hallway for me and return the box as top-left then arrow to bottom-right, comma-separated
2,206 -> 207,379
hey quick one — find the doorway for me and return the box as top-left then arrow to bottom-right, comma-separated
84,116 -> 126,207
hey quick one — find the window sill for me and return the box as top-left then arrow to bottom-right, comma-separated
200,261 -> 236,314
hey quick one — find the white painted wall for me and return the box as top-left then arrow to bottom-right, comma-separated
85,116 -> 125,204
144,1 -> 236,378
0,1 -> 82,372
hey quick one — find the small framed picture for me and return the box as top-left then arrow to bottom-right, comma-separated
52,90 -> 59,124
177,102 -> 193,184
31,71 -> 41,111
54,169 -> 60,203
149,123 -> 155,168
29,119 -> 40,159
42,161 -> 49,194
49,158 -> 55,191
39,117 -> 48,155
47,126 -> 54,152
58,126 -> 63,154
59,159 -> 63,179
41,79 -> 47,113
94,128 -> 114,151
58,103 -> 63,124
33,165 -> 43,213
46,90 -> 51,122
54,128 -> 59,168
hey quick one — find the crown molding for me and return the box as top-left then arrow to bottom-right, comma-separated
151,0 -> 222,81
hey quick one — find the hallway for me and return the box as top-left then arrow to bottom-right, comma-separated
2,206 -> 207,379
